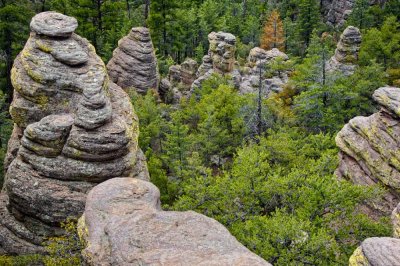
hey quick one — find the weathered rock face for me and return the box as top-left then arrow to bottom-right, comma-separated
158,58 -> 198,104
78,178 -> 271,266
107,27 -> 158,94
0,11 -> 140,255
192,32 -> 241,91
349,237 -> 400,266
326,26 -> 361,75
322,0 -> 387,27
180,58 -> 198,88
240,47 -> 290,96
335,86 -> 400,216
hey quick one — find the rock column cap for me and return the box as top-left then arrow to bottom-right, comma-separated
30,11 -> 78,37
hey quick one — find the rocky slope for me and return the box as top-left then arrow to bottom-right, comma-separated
326,26 -> 361,75
336,86 -> 400,216
107,27 -> 159,94
0,12 -> 140,255
78,178 -> 271,266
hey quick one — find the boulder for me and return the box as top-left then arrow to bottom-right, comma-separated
335,86 -> 400,216
326,26 -> 361,75
349,237 -> 400,266
0,12 -> 139,255
78,178 -> 271,266
107,27 -> 159,94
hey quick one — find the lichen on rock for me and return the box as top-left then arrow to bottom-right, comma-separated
0,11 -> 141,255
326,26 -> 361,76
336,86 -> 400,217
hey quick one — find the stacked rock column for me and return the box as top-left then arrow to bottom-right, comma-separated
0,12 -> 139,255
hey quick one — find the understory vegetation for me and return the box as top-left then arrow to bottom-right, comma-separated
132,58 -> 391,264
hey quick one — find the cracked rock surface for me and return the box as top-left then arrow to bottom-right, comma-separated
336,86 -> 400,217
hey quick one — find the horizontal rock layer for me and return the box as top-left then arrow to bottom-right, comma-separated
107,27 -> 158,94
0,11 -> 141,255
336,86 -> 400,216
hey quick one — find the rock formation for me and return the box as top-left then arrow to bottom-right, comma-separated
322,0 -> 387,27
349,237 -> 400,266
335,86 -> 400,216
349,201 -> 400,265
326,26 -> 361,76
107,27 -> 158,94
158,58 -> 198,103
78,178 -> 271,266
192,32 -> 241,91
0,12 -> 140,255
240,47 -> 290,96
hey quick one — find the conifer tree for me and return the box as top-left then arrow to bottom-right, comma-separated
0,0 -> 33,102
297,0 -> 320,50
260,9 -> 285,51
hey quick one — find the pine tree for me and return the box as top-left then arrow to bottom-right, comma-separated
297,0 -> 320,51
148,0 -> 181,57
0,0 -> 33,102
347,0 -> 372,29
260,9 -> 285,51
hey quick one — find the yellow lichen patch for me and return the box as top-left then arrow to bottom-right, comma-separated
35,40 -> 53,53
393,213 -> 400,238
10,106 -> 29,128
36,95 -> 49,110
349,247 -> 370,266
10,66 -> 22,93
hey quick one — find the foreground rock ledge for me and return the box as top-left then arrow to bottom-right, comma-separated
78,178 -> 270,266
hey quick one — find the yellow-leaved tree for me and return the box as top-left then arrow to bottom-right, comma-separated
260,10 -> 285,51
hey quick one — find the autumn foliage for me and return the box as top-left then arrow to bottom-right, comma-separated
260,10 -> 285,51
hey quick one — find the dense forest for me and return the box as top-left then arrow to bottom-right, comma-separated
0,0 -> 400,265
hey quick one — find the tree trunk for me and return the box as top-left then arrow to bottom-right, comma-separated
5,28 -> 13,103
144,0 -> 150,26
126,0 -> 131,19
257,62 -> 263,138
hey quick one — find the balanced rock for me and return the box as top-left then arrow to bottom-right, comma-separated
326,26 -> 361,75
335,86 -> 400,216
78,178 -> 271,266
0,12 -> 140,255
107,27 -> 158,94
